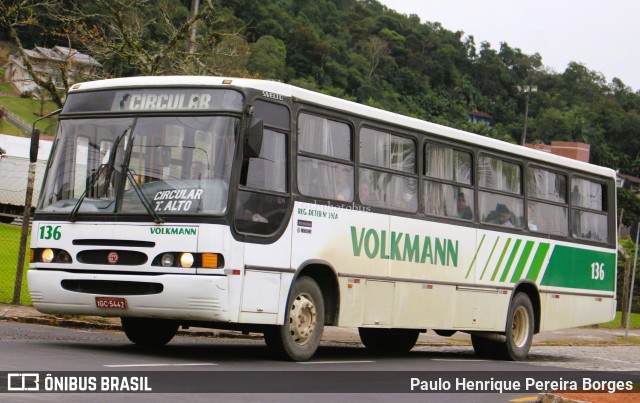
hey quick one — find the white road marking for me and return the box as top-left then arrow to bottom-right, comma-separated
104,363 -> 218,368
298,360 -> 375,365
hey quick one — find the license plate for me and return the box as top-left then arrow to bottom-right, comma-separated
95,296 -> 127,310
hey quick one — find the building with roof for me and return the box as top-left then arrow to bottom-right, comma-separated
468,110 -> 494,125
617,172 -> 640,193
2,46 -> 101,95
524,141 -> 591,163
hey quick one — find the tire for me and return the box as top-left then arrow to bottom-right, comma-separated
470,293 -> 534,360
121,317 -> 179,347
358,328 -> 420,353
503,292 -> 534,361
434,329 -> 456,337
471,334 -> 502,359
264,276 -> 324,361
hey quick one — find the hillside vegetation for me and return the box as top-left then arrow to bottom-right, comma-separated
2,0 -> 640,198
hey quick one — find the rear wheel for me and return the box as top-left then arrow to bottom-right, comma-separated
264,276 -> 324,361
503,292 -> 534,361
358,328 -> 420,353
121,317 -> 178,347
471,292 -> 534,361
471,334 -> 502,358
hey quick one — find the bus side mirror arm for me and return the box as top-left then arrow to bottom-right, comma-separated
244,118 -> 263,158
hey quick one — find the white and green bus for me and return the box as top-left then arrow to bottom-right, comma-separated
28,76 -> 617,361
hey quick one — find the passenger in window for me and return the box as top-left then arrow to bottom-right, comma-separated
456,192 -> 473,220
490,204 -> 514,227
335,165 -> 353,201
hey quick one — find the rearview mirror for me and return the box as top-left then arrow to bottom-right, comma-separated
30,128 -> 41,163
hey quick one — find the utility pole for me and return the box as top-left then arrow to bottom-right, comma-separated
517,85 -> 537,146
627,221 -> 639,338
619,209 -> 631,327
13,109 -> 60,304
187,0 -> 200,54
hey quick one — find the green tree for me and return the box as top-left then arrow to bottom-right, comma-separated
247,35 -> 287,80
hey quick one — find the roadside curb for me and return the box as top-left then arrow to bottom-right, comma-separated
536,393 -> 588,403
0,313 -> 265,340
2,303 -> 639,348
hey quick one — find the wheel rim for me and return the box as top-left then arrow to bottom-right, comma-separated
511,306 -> 530,348
288,292 -> 317,345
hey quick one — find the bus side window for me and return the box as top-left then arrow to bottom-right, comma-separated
297,113 -> 354,202
570,179 -> 608,242
423,143 -> 473,220
526,167 -> 568,235
359,128 -> 416,212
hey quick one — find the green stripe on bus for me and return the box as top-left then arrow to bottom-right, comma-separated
541,245 -> 616,291
490,237 -> 511,282
499,239 -> 521,282
509,240 -> 535,283
480,236 -> 500,280
525,242 -> 551,282
465,234 -> 486,279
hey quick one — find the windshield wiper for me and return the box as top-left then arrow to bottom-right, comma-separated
68,129 -> 128,222
122,134 -> 164,223
125,169 -> 164,224
68,163 -> 105,222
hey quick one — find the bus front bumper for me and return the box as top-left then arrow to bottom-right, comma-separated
27,270 -> 230,322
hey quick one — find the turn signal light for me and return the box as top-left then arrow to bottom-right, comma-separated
152,252 -> 223,268
201,253 -> 218,268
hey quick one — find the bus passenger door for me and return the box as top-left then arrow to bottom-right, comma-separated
234,100 -> 292,323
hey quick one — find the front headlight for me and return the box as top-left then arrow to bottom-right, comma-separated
179,252 -> 194,268
160,253 -> 175,267
41,248 -> 55,263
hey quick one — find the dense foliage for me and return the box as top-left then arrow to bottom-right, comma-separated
224,0 -> 640,176
3,0 -> 640,178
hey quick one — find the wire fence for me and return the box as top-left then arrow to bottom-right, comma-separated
0,219 -> 31,304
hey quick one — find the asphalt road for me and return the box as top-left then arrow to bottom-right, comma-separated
1,321 -> 639,402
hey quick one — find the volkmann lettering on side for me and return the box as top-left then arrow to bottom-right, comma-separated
350,226 -> 459,267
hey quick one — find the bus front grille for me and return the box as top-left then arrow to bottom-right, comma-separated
61,280 -> 163,296
76,250 -> 148,265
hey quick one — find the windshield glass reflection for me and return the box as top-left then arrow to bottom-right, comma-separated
38,116 -> 237,218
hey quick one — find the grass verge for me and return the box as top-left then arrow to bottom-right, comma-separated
0,95 -> 58,135
597,312 -> 640,329
0,223 -> 31,304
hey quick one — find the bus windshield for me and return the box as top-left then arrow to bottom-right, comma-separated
38,115 -> 238,218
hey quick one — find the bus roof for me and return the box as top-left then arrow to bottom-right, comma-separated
70,76 -> 616,179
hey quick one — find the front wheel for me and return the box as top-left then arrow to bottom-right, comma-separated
264,276 -> 325,361
121,317 -> 179,347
